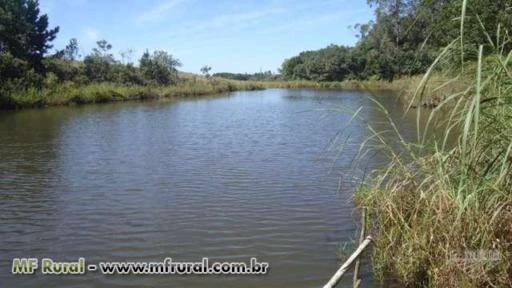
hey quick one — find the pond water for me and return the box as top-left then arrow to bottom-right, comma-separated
0,89 -> 418,287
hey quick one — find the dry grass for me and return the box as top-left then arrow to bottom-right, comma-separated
3,76 -> 263,109
354,16 -> 512,288
256,79 -> 411,91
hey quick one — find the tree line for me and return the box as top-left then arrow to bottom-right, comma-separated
212,71 -> 281,81
2,0 -> 511,102
281,0 -> 512,81
0,0 -> 184,106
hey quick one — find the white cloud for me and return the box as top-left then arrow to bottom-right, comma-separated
160,7 -> 284,39
152,0 -> 368,46
137,0 -> 189,24
255,8 -> 369,36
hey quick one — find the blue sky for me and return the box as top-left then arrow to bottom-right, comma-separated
40,0 -> 374,74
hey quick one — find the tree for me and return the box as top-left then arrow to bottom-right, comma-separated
281,45 -> 357,81
54,38 -> 80,60
280,0 -> 512,81
200,65 -> 212,77
63,38 -> 79,60
0,0 -> 59,73
119,49 -> 133,65
0,52 -> 30,83
139,50 -> 182,85
84,40 -> 116,82
91,39 -> 114,61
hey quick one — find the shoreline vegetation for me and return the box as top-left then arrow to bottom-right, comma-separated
352,5 -> 512,288
355,51 -> 512,286
0,76 -> 264,109
1,74 -> 456,110
1,0 -> 484,111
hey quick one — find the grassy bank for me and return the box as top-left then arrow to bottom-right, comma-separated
1,74 -> 441,110
257,76 -> 469,108
354,36 -> 512,288
1,77 -> 264,109
0,71 -> 476,110
257,79 -> 406,90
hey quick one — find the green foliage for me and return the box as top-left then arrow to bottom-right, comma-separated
200,65 -> 212,77
44,57 -> 83,82
0,0 -> 59,73
92,40 -> 114,59
1,77 -> 264,108
54,38 -> 80,60
0,52 -> 30,82
83,40 -> 117,82
282,0 -> 512,82
139,50 -> 182,85
0,52 -> 43,88
213,72 -> 251,80
84,55 -> 112,82
281,45 -> 361,81
353,3 -> 512,286
355,50 -> 512,287
213,71 -> 280,81
0,0 -> 60,107
112,63 -> 145,85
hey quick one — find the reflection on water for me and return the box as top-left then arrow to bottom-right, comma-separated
0,89 -> 419,288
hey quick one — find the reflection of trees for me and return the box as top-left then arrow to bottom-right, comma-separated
0,107 -> 72,205
0,107 -> 78,285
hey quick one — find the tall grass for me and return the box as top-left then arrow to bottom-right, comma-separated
2,68 -> 461,110
2,76 -> 263,109
354,5 -> 512,287
256,78 -> 416,91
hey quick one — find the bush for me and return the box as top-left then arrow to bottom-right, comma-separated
44,57 -> 84,82
139,50 -> 181,85
84,55 -> 114,82
112,64 -> 145,85
0,52 -> 30,82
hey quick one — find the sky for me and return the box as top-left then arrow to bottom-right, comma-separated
39,0 -> 375,74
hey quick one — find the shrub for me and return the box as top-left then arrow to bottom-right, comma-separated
44,57 -> 84,82
84,55 -> 114,82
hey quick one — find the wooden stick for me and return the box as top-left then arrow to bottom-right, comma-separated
353,208 -> 367,288
323,236 -> 373,288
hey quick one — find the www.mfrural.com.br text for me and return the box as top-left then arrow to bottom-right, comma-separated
11,257 -> 269,276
